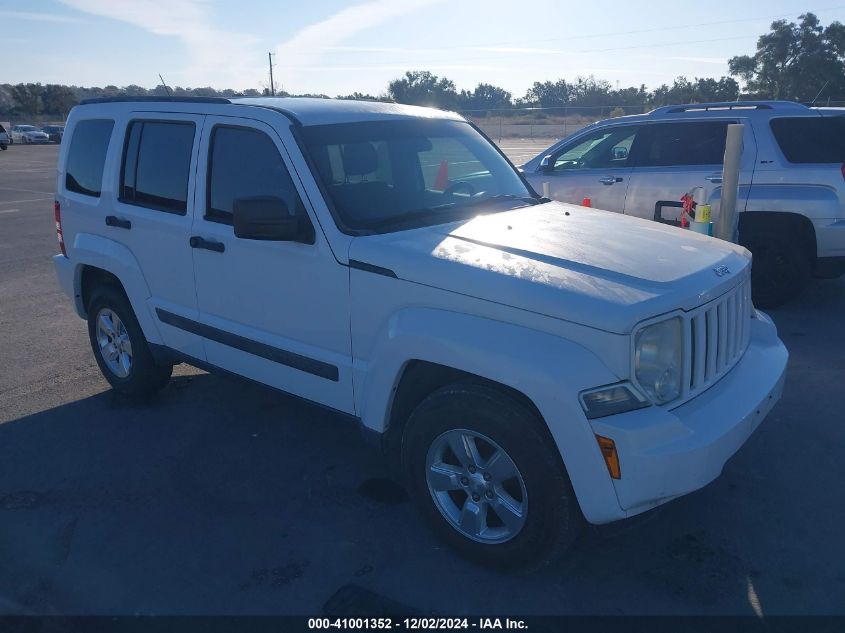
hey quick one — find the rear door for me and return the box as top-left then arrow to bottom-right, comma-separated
623,119 -> 755,223
190,115 -> 354,413
108,113 -> 206,359
530,124 -> 643,212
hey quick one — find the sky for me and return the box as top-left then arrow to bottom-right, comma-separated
4,0 -> 845,99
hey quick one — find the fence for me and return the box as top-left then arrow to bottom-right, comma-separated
460,105 -> 651,142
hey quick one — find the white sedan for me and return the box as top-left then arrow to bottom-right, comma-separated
10,125 -> 50,144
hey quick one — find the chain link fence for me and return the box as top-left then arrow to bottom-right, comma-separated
460,105 -> 651,142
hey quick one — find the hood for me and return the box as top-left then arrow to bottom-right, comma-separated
348,202 -> 751,334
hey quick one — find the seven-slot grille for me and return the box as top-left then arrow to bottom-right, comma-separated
679,277 -> 753,402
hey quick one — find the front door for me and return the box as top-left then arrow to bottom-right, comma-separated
190,116 -> 354,413
533,124 -> 643,212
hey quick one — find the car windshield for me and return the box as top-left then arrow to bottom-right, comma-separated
300,119 -> 540,234
19,125 -> 37,132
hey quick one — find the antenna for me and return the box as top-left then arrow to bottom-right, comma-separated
268,52 -> 276,96
158,74 -> 172,97
811,80 -> 830,105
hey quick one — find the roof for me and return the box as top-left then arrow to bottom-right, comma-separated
233,97 -> 465,125
77,95 -> 465,126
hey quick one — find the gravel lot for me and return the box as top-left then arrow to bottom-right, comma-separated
1,142 -> 844,616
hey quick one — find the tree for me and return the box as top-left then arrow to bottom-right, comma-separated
41,84 -> 78,116
388,71 -> 458,109
457,83 -> 512,112
10,83 -> 42,116
520,79 -> 570,108
729,13 -> 845,101
650,76 -> 739,105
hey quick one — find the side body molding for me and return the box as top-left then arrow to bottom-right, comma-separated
69,232 -> 164,345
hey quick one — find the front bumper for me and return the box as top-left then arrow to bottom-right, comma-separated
590,310 -> 787,520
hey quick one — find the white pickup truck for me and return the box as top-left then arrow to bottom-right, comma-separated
52,96 -> 788,569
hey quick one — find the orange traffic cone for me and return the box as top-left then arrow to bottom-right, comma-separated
581,197 -> 591,207
434,160 -> 449,191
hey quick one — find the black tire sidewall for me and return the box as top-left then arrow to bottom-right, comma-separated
403,384 -> 580,570
743,230 -> 810,308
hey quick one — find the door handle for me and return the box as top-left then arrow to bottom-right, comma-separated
599,176 -> 623,185
705,175 -> 723,183
189,236 -> 225,253
105,215 -> 131,230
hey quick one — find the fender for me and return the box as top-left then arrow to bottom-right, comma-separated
70,232 -> 164,345
355,307 -> 627,523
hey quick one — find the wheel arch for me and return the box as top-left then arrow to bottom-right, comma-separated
69,233 -> 164,345
738,211 -> 817,264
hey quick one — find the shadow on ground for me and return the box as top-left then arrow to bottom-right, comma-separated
1,279 -> 844,615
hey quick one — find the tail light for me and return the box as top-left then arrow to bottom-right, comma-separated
54,200 -> 67,257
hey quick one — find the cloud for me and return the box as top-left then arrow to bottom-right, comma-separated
56,0 -> 261,88
276,0 -> 446,91
0,10 -> 82,23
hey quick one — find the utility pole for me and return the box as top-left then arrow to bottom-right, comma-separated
268,52 -> 276,96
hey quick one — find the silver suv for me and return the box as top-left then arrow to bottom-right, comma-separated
522,101 -> 845,307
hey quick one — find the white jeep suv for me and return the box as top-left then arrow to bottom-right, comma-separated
52,96 -> 788,569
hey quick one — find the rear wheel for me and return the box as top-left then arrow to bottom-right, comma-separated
403,383 -> 581,570
87,285 -> 172,396
742,229 -> 810,308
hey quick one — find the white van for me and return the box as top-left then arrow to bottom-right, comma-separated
52,96 -> 788,569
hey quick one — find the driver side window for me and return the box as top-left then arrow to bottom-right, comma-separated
553,125 -> 642,170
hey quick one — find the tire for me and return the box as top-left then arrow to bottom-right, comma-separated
403,383 -> 581,571
0,144 -> 6,151
86,284 -> 172,396
741,229 -> 811,308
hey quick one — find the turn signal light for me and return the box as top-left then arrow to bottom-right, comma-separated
596,435 -> 621,479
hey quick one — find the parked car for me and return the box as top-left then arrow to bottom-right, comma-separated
10,124 -> 50,144
522,101 -> 845,307
52,97 -> 787,569
41,124 -> 65,143
0,123 -> 8,150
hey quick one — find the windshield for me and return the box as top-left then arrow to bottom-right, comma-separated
300,119 -> 538,234
19,125 -> 37,132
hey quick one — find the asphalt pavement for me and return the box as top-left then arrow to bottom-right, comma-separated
1,143 -> 844,616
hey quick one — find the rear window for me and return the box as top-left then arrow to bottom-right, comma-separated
65,119 -> 114,197
770,117 -> 845,163
635,121 -> 731,167
120,120 -> 195,213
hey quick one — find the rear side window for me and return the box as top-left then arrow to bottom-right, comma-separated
635,121 -> 731,167
120,120 -> 195,213
206,125 -> 304,224
65,119 -> 114,197
771,117 -> 845,163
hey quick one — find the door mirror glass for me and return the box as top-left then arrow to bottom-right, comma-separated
611,145 -> 629,159
233,196 -> 301,241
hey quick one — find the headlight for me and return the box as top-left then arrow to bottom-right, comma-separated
634,317 -> 683,404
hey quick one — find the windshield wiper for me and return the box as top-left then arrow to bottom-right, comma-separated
463,194 -> 541,208
366,203 -> 457,231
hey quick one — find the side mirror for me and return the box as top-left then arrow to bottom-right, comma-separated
612,146 -> 628,159
539,154 -> 554,172
233,196 -> 307,242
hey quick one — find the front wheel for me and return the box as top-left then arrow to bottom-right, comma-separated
403,383 -> 581,570
0,144 -> 6,150
87,285 -> 172,396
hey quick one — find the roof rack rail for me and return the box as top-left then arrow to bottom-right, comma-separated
649,100 -> 809,115
79,96 -> 232,105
